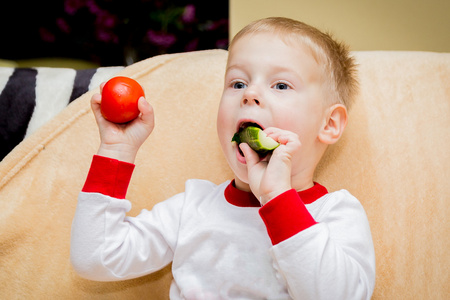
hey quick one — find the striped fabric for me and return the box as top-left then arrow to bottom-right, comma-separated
0,66 -> 123,160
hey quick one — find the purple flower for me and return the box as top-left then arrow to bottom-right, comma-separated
96,28 -> 119,43
93,9 -> 118,43
86,0 -> 102,15
184,38 -> 199,52
95,11 -> 117,28
204,19 -> 228,31
215,38 -> 229,49
64,0 -> 86,15
147,30 -> 176,48
182,4 -> 196,23
56,17 -> 71,34
39,27 -> 56,43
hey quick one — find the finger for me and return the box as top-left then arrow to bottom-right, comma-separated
91,93 -> 116,130
265,128 -> 299,146
137,97 -> 155,129
90,93 -> 103,120
91,93 -> 101,106
239,143 -> 260,167
264,127 -> 285,142
263,127 -> 277,135
277,133 -> 296,145
99,82 -> 106,93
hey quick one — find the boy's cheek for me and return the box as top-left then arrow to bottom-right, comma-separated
216,125 -> 233,160
216,107 -> 235,139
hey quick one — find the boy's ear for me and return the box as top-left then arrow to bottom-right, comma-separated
318,104 -> 348,145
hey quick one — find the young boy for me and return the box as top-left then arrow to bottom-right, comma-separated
71,17 -> 375,299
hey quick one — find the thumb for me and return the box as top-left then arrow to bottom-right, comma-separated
239,143 -> 260,168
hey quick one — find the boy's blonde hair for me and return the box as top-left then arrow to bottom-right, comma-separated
230,17 -> 358,109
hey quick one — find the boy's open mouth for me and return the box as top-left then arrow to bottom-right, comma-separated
236,121 -> 263,133
233,122 -> 270,160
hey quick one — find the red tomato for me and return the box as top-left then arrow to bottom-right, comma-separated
100,76 -> 145,123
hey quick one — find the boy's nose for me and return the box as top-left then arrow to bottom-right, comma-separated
242,98 -> 260,105
241,86 -> 261,106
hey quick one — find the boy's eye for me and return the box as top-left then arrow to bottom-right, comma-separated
233,82 -> 247,89
274,83 -> 290,90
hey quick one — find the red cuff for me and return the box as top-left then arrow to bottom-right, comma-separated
259,189 -> 317,245
82,155 -> 135,199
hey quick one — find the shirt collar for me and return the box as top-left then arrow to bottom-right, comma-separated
224,180 -> 328,207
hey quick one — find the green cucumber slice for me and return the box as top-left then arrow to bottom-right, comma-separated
232,126 -> 279,153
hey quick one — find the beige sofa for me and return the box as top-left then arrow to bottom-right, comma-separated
0,50 -> 448,299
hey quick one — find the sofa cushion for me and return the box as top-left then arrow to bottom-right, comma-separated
0,49 -> 449,299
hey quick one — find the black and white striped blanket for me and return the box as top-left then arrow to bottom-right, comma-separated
0,66 -> 123,160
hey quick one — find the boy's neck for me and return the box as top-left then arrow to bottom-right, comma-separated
234,175 -> 316,194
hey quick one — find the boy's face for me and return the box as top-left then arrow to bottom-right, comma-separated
217,32 -> 327,190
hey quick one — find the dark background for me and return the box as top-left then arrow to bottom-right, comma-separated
0,0 -> 229,66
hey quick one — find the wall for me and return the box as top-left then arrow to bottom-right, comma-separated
230,0 -> 450,52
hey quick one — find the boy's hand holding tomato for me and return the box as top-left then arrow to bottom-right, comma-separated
90,76 -> 155,163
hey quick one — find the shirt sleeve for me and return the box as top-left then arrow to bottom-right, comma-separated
259,189 -> 317,245
268,191 -> 376,300
70,191 -> 183,281
71,155 -> 181,281
82,155 -> 135,199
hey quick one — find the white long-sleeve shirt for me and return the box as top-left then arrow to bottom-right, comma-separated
71,155 -> 375,299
